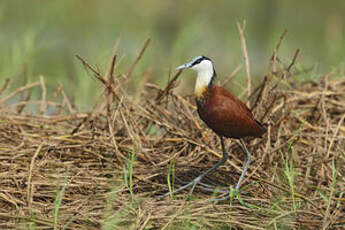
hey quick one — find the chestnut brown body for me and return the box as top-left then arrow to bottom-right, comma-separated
196,85 -> 266,139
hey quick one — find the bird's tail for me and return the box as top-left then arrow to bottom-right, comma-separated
255,120 -> 267,137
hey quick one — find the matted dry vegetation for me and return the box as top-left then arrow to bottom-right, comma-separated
0,38 -> 344,230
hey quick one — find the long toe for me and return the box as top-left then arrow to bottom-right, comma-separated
186,177 -> 200,198
175,175 -> 218,189
157,176 -> 202,199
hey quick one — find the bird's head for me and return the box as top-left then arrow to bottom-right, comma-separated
177,56 -> 216,97
176,56 -> 214,76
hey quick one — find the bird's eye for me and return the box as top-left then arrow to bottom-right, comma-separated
193,59 -> 202,66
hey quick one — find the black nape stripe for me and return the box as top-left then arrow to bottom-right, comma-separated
192,56 -> 211,66
209,68 -> 217,87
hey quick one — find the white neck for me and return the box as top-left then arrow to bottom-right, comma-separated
195,70 -> 213,95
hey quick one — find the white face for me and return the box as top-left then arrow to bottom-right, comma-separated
192,59 -> 215,95
176,56 -> 214,73
176,56 -> 215,96
191,59 -> 214,75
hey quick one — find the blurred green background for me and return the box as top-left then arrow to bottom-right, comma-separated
1,0 -> 344,109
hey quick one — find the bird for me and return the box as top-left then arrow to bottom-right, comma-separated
160,56 -> 266,199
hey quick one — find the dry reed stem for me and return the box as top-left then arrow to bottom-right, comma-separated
39,75 -> 46,115
0,81 -> 40,105
75,54 -> 106,84
0,78 -> 10,97
222,64 -> 242,87
126,38 -> 151,79
106,39 -> 120,81
269,29 -> 287,78
155,70 -> 183,103
236,21 -> 251,104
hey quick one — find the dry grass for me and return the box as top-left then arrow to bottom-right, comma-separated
0,38 -> 344,230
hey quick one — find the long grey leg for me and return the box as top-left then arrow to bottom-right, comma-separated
207,138 -> 252,203
235,139 -> 251,190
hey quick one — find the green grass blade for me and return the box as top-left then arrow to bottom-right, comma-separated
53,165 -> 70,230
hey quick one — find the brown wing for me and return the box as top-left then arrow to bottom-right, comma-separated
198,86 -> 265,139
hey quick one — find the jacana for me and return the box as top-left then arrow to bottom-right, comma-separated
160,56 -> 266,199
